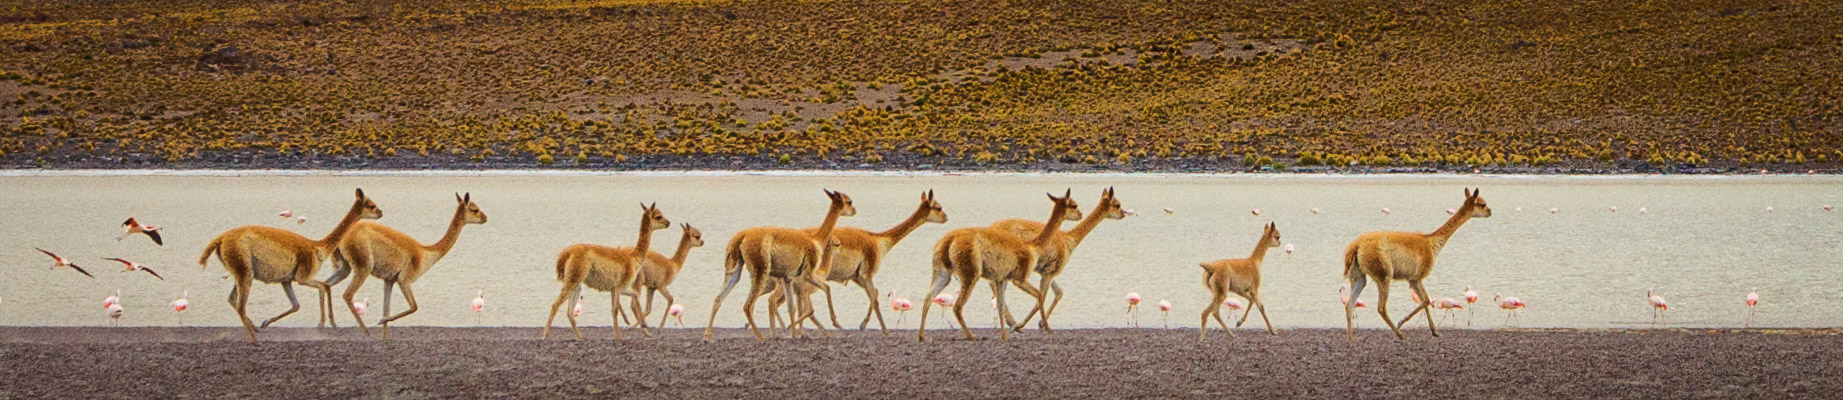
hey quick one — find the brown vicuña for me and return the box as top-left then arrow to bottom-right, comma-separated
197,188 -> 381,342
990,187 -> 1125,333
325,193 -> 486,339
703,190 -> 855,341
624,223 -> 704,334
761,236 -> 844,337
766,190 -> 947,334
542,203 -> 670,340
1198,222 -> 1282,339
917,189 -> 1079,342
1343,188 -> 1491,340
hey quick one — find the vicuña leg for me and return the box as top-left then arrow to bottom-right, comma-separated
703,262 -> 744,341
259,282 -> 302,330
1200,290 -> 1231,340
609,291 -> 625,339
1374,281 -> 1406,340
916,268 -> 953,342
654,288 -> 676,334
856,278 -> 887,334
1410,280 -> 1438,337
739,269 -> 770,341
952,276 -> 977,341
1251,293 -> 1276,335
380,281 -> 420,340
1344,273 -> 1367,341
541,284 -> 575,339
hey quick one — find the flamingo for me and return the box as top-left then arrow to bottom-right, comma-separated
1445,208 -> 1456,215
354,297 -> 370,317
1431,298 -> 1464,327
1123,209 -> 1139,217
1163,207 -> 1174,215
1310,207 -> 1321,215
1124,292 -> 1142,327
107,303 -> 124,326
1824,205 -> 1833,211
296,216 -> 309,224
1495,294 -> 1526,326
1550,207 -> 1560,214
887,291 -> 913,324
667,304 -> 685,326
1222,298 -> 1245,324
932,291 -> 958,328
471,290 -> 486,325
278,210 -> 293,218
1515,207 -> 1523,212
1609,206 -> 1617,213
1639,207 -> 1648,214
103,289 -> 120,309
1647,289 -> 1668,325
103,258 -> 164,280
1250,208 -> 1261,216
1157,300 -> 1172,329
1463,286 -> 1479,326
172,290 -> 190,325
118,218 -> 164,246
1380,207 -> 1392,215
1745,289 -> 1759,327
1338,284 -> 1368,309
570,294 -> 583,318
35,248 -> 94,278
1283,243 -> 1295,255
1766,206 -> 1775,213
991,297 -> 1002,329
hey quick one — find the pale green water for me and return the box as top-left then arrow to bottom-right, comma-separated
0,172 -> 1837,331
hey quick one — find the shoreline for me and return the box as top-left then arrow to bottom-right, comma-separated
3,327 -> 1839,398
3,168 -> 1842,180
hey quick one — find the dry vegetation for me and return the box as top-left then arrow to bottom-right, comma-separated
0,0 -> 1837,171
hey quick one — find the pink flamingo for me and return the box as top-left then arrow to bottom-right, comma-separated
103,258 -> 164,280
1431,298 -> 1464,327
103,289 -> 120,309
1283,243 -> 1295,254
1824,205 -> 1833,211
932,290 -> 959,328
1338,284 -> 1368,309
35,248 -> 94,278
1310,207 -> 1321,215
667,304 -> 685,326
1222,298 -> 1245,325
1163,207 -> 1174,215
118,218 -> 164,246
1639,207 -> 1649,214
471,290 -> 486,325
296,216 -> 309,225
172,290 -> 190,325
1647,289 -> 1668,325
1250,208 -> 1261,216
107,302 -> 124,326
278,210 -> 294,218
1445,208 -> 1456,215
1157,300 -> 1172,329
1463,286 -> 1479,326
1380,207 -> 1392,215
1550,207 -> 1559,214
1495,294 -> 1526,326
569,294 -> 583,318
1608,206 -> 1617,213
1766,206 -> 1774,213
1745,289 -> 1759,327
1124,292 -> 1142,327
887,291 -> 913,324
354,297 -> 370,317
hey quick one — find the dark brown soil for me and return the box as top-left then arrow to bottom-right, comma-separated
3,327 -> 1840,399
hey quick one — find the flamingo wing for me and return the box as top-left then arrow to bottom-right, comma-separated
140,267 -> 165,281
144,230 -> 163,246
35,247 -> 61,262
67,263 -> 95,278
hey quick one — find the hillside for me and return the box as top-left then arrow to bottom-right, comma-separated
1,0 -> 1838,171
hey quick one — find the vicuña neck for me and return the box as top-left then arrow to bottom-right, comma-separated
1249,234 -> 1273,261
1427,205 -> 1473,251
634,215 -> 657,255
426,202 -> 471,258
1032,201 -> 1073,245
812,203 -> 845,242
670,233 -> 695,267
317,198 -> 368,247
875,202 -> 933,244
1063,201 -> 1112,248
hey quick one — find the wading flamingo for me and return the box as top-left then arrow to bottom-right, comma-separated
1164,207 -> 1174,215
1250,209 -> 1261,216
1380,207 -> 1392,215
118,218 -> 164,246
1125,292 -> 1142,327
1338,284 -> 1368,309
36,248 -> 94,278
1311,208 -> 1321,215
1463,286 -> 1479,326
1496,294 -> 1525,326
107,303 -> 124,326
886,292 -> 912,324
1431,298 -> 1463,327
1647,289 -> 1668,325
1157,300 -> 1172,329
666,304 -> 684,326
1283,243 -> 1294,254
104,289 -> 120,309
471,290 -> 486,325
1550,207 -> 1559,214
1222,298 -> 1245,324
172,290 -> 190,324
1745,289 -> 1759,327
354,298 -> 369,317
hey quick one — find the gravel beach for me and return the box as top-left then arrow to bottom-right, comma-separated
3,327 -> 1840,399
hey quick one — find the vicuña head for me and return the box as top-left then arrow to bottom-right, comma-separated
356,188 -> 383,220
1460,188 -> 1492,218
825,189 -> 858,217
457,193 -> 487,224
1052,188 -> 1083,221
921,189 -> 947,223
1262,222 -> 1281,248
1097,186 -> 1125,220
641,202 -> 670,230
681,223 -> 705,248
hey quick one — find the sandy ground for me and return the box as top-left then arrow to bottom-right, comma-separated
3,327 -> 1840,399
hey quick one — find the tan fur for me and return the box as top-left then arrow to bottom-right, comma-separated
197,189 -> 381,342
541,203 -> 670,340
768,190 -> 947,334
1198,222 -> 1281,339
326,193 -> 486,339
989,187 -> 1125,332
1342,188 -> 1492,340
762,237 -> 842,336
916,190 -> 1079,342
624,224 -> 704,334
703,190 -> 856,341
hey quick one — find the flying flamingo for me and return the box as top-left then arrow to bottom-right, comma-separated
172,290 -> 190,325
1550,207 -> 1559,214
103,258 -> 164,280
278,210 -> 293,218
1495,294 -> 1526,327
1122,209 -> 1138,217
1157,300 -> 1172,329
35,248 -> 94,278
1463,286 -> 1479,326
1380,207 -> 1392,215
1310,207 -> 1321,215
296,216 -> 309,225
1647,289 -> 1668,325
103,289 -> 120,309
1445,208 -> 1455,215
107,303 -> 124,326
1124,292 -> 1142,327
1745,289 -> 1759,327
471,290 -> 486,325
1163,207 -> 1174,215
1250,208 -> 1261,216
1283,243 -> 1295,255
887,291 -> 913,324
666,304 -> 685,326
118,218 -> 164,246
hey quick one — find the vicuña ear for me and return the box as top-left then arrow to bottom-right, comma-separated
928,189 -> 935,200
355,188 -> 366,198
1063,188 -> 1073,199
464,193 -> 471,203
456,193 -> 463,203
641,202 -> 649,211
650,202 -> 658,210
